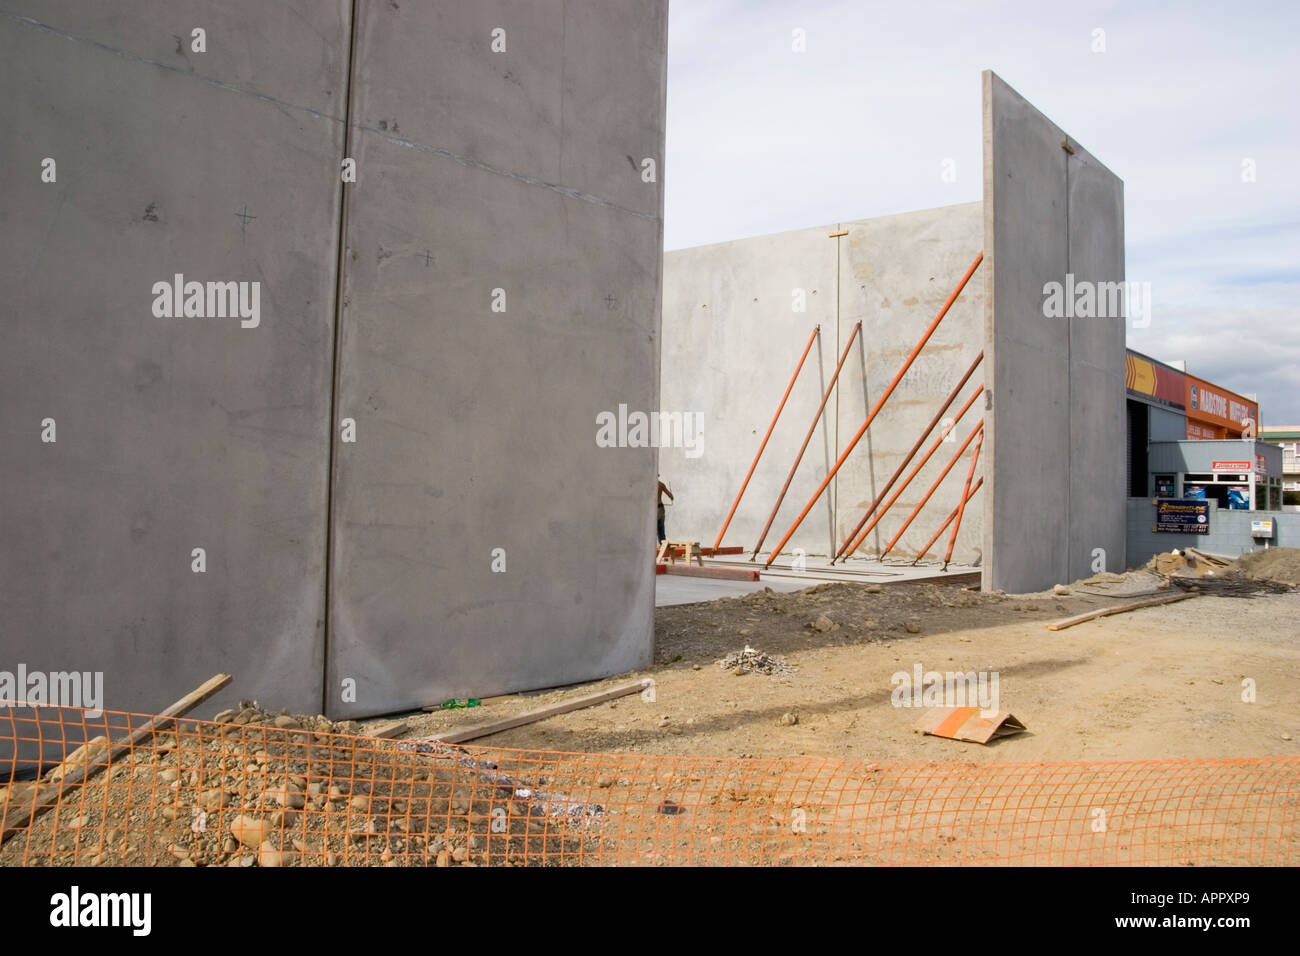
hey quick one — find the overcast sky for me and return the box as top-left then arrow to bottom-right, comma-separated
663,0 -> 1300,424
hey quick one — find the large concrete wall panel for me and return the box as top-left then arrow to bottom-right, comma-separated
660,203 -> 985,563
660,228 -> 836,556
325,0 -> 667,718
982,71 -> 1126,592
0,4 -> 349,763
1065,146 -> 1127,582
832,205 -> 985,564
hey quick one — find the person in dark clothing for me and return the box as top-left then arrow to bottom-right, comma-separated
656,479 -> 674,544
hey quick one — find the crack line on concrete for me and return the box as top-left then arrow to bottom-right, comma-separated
0,9 -> 341,124
1,9 -> 660,224
359,126 -> 659,222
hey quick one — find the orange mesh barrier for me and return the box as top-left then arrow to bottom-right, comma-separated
3,705 -> 1296,866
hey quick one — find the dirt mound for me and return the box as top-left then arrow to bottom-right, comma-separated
1,702 -> 590,868
1233,547 -> 1300,586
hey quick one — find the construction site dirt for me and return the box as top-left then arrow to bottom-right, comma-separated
4,566 -> 1296,867
407,576 -> 1299,765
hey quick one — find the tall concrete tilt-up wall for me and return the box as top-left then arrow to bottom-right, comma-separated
0,2 -> 350,760
981,71 -> 1127,592
326,1 -> 667,718
661,73 -> 1127,595
660,204 -> 986,565
0,0 -> 667,771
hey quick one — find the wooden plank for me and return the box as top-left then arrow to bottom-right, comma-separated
660,541 -> 703,565
670,545 -> 746,557
1045,592 -> 1195,631
432,679 -> 649,744
2,673 -> 232,843
367,720 -> 409,739
907,570 -> 983,589
664,563 -> 759,582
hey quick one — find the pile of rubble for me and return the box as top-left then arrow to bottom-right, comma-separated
1144,547 -> 1297,596
1,701 -> 586,868
1170,569 -> 1292,597
718,646 -> 794,678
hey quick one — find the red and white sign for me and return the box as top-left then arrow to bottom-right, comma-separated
1212,460 -> 1252,471
1256,455 -> 1267,475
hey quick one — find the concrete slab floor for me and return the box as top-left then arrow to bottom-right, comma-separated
654,558 -> 981,607
708,557 -> 981,584
655,574 -> 807,607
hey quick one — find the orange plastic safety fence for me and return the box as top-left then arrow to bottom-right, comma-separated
2,705 -> 1296,867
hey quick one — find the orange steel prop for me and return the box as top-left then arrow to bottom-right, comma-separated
831,351 -> 983,562
942,428 -> 983,570
761,252 -> 983,567
841,385 -> 984,561
712,325 -> 820,551
877,420 -> 984,561
751,321 -> 863,559
911,477 -> 984,565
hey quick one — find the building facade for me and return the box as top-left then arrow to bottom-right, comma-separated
1259,426 -> 1300,496
1125,349 -> 1265,498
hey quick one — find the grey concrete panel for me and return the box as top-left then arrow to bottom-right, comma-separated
324,1 -> 667,718
833,205 -> 985,564
1068,360 -> 1127,578
660,204 -> 985,563
346,0 -> 664,218
0,4 -> 348,765
659,226 -> 836,555
1066,146 -> 1127,581
982,71 -> 1125,592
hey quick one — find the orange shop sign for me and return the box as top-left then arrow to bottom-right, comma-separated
1212,460 -> 1252,471
1187,376 -> 1258,431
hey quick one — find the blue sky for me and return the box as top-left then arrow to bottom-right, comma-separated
663,0 -> 1300,422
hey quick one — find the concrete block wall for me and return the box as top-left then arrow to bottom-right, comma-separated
1,0 -> 667,767
1127,499 -> 1300,566
659,203 -> 986,564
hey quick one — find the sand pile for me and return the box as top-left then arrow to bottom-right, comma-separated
1233,547 -> 1300,586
